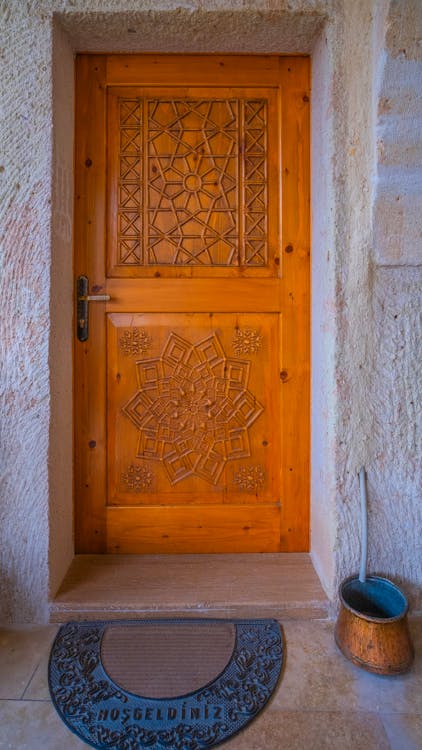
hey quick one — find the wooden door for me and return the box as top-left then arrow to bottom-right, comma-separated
74,55 -> 310,554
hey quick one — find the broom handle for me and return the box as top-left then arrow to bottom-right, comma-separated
358,467 -> 368,583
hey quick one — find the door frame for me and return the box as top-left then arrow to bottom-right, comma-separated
73,54 -> 310,554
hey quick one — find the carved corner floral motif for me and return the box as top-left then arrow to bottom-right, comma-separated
121,463 -> 154,492
119,328 -> 152,357
232,328 -> 263,356
233,465 -> 266,492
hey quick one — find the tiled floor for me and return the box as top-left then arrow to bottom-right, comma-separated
0,619 -> 421,749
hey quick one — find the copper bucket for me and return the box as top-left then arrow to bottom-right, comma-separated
335,574 -> 414,675
335,469 -> 414,675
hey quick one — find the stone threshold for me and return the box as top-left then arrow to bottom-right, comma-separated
50,553 -> 329,622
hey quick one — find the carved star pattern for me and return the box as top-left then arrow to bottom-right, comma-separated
147,99 -> 238,266
117,97 -> 268,267
122,332 -> 264,485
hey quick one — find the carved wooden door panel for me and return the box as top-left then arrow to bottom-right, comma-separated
74,55 -> 310,553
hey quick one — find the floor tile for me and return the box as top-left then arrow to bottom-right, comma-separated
0,626 -> 58,700
21,652 -> 50,701
381,713 -> 422,750
270,619 -> 422,714
1,620 -> 421,749
225,709 -> 390,749
0,702 -> 392,750
0,700 -> 87,749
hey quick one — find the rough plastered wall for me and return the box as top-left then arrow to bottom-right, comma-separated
312,0 -> 422,611
0,1 -> 52,622
0,0 -> 420,622
368,0 -> 422,610
48,20 -> 75,608
311,0 -> 383,604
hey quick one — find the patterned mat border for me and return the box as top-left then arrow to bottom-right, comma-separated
49,618 -> 283,750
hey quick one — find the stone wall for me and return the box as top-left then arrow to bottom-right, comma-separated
368,0 -> 422,608
0,0 -> 420,622
316,0 -> 422,610
0,1 -> 53,622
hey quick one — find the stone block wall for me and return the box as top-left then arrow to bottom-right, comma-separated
368,0 -> 422,607
0,0 -> 420,622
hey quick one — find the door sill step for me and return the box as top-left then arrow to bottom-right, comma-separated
50,553 -> 329,622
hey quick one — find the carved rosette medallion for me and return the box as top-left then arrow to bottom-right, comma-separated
232,328 -> 263,356
119,328 -> 152,357
122,332 -> 264,486
233,465 -> 266,492
121,464 -> 154,492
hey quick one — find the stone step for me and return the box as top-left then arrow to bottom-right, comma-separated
50,553 -> 329,622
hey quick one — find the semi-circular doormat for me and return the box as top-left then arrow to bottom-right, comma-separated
49,618 -> 283,750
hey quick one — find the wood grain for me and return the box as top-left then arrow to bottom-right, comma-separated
106,506 -> 281,554
74,56 -> 108,552
106,85 -> 279,278
105,279 -> 281,312
74,54 -> 310,553
106,55 -> 281,87
107,312 -> 280,513
279,57 -> 311,551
